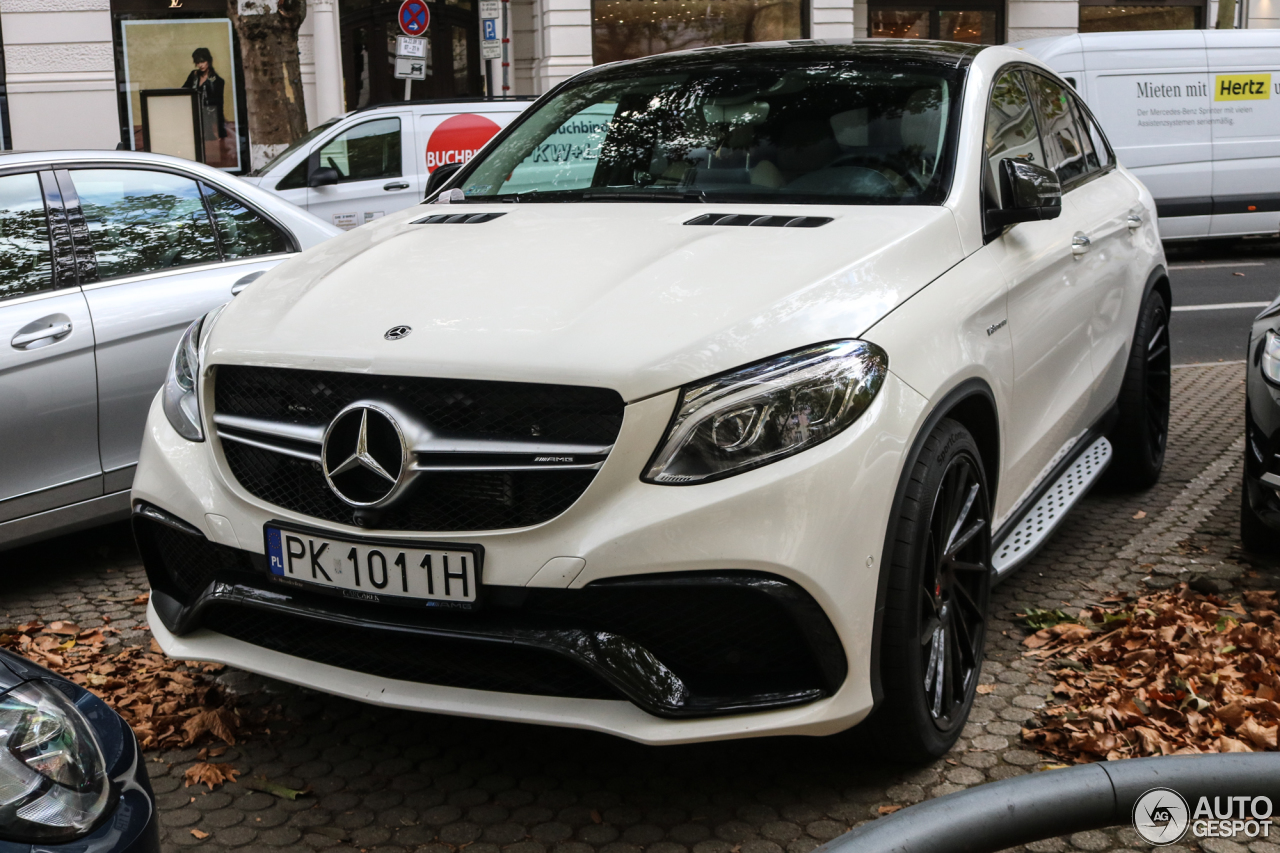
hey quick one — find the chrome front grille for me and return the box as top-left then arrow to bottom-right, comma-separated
212,366 -> 625,530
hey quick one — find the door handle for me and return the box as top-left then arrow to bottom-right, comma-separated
1071,233 -> 1092,256
383,181 -> 410,191
11,321 -> 72,348
1127,212 -> 1143,229
231,270 -> 266,296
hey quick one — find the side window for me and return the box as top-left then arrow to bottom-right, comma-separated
1026,72 -> 1088,185
0,173 -> 53,301
984,70 -> 1045,209
1067,97 -> 1100,174
1080,105 -> 1114,170
200,184 -> 291,259
316,118 -> 402,182
275,159 -> 310,192
71,169 -> 221,280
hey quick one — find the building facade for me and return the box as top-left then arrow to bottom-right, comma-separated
0,0 -> 1274,165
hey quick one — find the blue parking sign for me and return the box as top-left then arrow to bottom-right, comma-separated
482,17 -> 497,40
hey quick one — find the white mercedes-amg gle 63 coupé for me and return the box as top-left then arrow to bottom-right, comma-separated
132,39 -> 1169,761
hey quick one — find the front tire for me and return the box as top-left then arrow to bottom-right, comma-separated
1108,288 -> 1171,489
861,418 -> 992,763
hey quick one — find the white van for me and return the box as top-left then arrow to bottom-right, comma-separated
244,98 -> 533,229
1014,30 -> 1280,240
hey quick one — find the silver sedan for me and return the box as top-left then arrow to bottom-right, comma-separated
0,150 -> 339,550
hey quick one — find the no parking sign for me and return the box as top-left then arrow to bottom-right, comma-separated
398,0 -> 429,36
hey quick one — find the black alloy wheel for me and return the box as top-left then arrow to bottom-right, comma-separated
1109,289 -> 1171,489
919,452 -> 991,729
855,418 -> 992,762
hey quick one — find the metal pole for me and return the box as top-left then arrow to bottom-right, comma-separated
405,77 -> 413,100
816,754 -> 1280,853
501,0 -> 509,95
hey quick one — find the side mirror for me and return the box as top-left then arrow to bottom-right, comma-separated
424,162 -> 463,199
308,166 -> 341,188
986,158 -> 1062,228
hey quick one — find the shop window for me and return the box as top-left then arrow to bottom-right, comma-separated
870,6 -> 999,42
0,173 -> 53,301
452,26 -> 469,93
1079,4 -> 1199,30
70,169 -> 220,280
592,0 -> 804,65
199,184 -> 290,259
316,118 -> 403,182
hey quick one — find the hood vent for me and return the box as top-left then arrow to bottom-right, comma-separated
414,212 -> 507,224
685,213 -> 832,228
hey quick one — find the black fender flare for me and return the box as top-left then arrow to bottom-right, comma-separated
867,376 -> 999,707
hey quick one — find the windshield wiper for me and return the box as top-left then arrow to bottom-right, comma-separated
498,189 -> 708,203
579,190 -> 707,203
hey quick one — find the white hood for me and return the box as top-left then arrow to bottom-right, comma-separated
207,203 -> 964,401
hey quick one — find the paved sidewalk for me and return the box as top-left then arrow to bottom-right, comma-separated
0,363 -> 1269,853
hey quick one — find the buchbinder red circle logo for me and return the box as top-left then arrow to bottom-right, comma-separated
425,113 -> 501,173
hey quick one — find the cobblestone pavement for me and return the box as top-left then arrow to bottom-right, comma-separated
2,363 -> 1275,853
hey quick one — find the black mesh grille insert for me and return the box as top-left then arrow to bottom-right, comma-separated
139,517 -> 256,598
213,366 -> 624,531
202,604 -> 619,700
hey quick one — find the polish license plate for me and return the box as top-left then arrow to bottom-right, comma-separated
264,525 -> 481,609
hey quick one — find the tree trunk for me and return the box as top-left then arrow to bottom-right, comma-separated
1216,0 -> 1237,28
229,0 -> 309,169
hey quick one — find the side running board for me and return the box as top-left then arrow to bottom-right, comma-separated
991,436 -> 1113,581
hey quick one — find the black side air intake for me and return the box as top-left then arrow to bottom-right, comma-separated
685,213 -> 832,228
414,212 -> 507,224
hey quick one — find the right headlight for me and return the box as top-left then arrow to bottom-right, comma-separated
643,340 -> 889,485
1262,330 -> 1280,385
0,681 -> 112,843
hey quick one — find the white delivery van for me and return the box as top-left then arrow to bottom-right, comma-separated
245,98 -> 533,229
1015,30 -> 1280,240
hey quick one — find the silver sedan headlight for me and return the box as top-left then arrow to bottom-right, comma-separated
0,681 -> 112,842
643,340 -> 889,485
1262,331 -> 1280,384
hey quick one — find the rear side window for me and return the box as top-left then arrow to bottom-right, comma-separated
316,118 -> 402,182
0,173 -> 53,301
1078,104 -> 1114,170
984,70 -> 1045,208
1067,97 -> 1100,175
71,169 -> 221,280
1026,72 -> 1089,185
200,184 -> 291,259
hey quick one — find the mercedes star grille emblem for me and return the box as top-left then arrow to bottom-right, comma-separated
321,404 -> 409,507
384,325 -> 412,340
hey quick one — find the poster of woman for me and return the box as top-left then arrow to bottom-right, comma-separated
122,19 -> 241,170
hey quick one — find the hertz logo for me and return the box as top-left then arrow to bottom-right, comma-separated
1215,73 -> 1272,101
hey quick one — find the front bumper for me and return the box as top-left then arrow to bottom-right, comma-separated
133,371 -> 927,743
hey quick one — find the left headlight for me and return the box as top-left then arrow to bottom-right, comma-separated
1262,331 -> 1280,385
0,681 -> 112,843
162,306 -> 224,441
643,340 -> 889,485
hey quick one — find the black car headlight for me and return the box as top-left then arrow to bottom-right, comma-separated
0,681 -> 112,843
643,340 -> 889,485
1263,331 -> 1280,385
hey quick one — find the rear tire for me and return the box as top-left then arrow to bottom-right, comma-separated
858,418 -> 992,763
1108,288 -> 1171,489
1240,472 -> 1280,555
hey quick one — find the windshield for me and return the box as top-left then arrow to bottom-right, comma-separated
250,117 -> 341,176
459,58 -> 964,204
